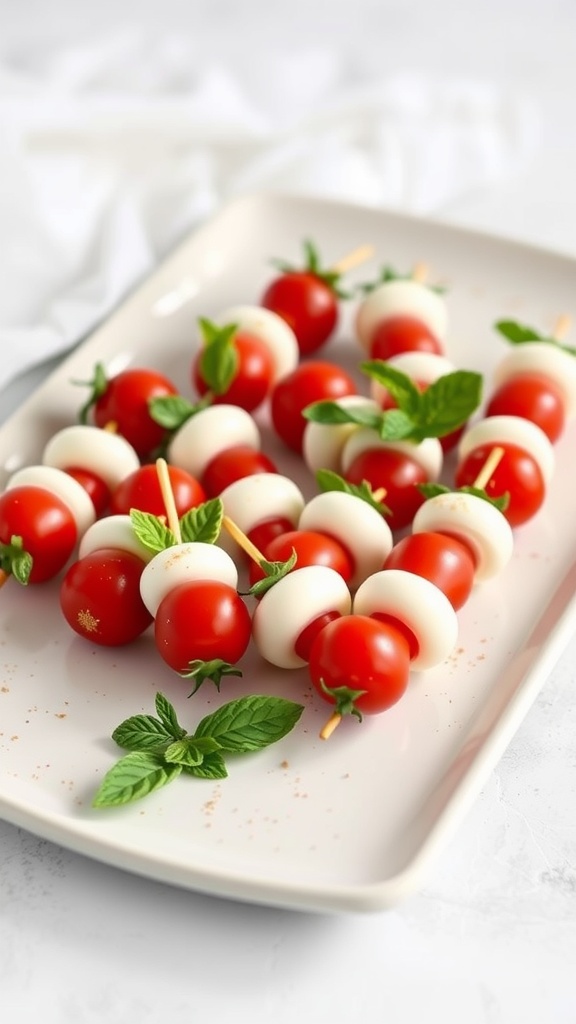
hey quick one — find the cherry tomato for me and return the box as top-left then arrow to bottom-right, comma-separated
383,531 -> 476,610
110,463 -> 206,518
193,330 -> 275,413
93,367 -> 178,457
345,447 -> 427,530
370,314 -> 443,360
154,580 -> 252,673
60,549 -> 152,646
261,274 -> 337,356
485,373 -> 565,443
64,467 -> 110,517
308,614 -> 411,716
0,486 -> 77,583
249,529 -> 354,588
247,516 -> 295,554
271,361 -> 357,453
293,610 -> 342,662
455,442 -> 545,526
201,446 -> 277,498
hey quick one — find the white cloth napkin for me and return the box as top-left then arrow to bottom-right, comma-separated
0,31 -> 539,391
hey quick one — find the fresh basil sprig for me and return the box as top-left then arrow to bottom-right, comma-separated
358,265 -> 445,295
93,691 -> 304,808
418,481 -> 510,512
303,364 -> 482,444
315,468 -> 391,516
495,319 -> 576,356
129,498 -> 224,554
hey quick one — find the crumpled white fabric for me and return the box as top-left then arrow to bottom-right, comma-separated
0,31 -> 539,391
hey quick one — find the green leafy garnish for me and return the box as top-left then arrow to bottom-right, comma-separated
196,318 -> 239,394
358,265 -> 446,295
148,394 -> 209,431
179,498 -> 223,545
272,239 -> 350,299
93,692 -> 304,808
495,319 -> 576,356
304,364 -> 482,444
318,678 -> 367,724
129,509 -> 177,554
0,535 -> 33,586
418,481 -> 510,512
247,549 -> 298,598
73,361 -> 109,425
315,468 -> 391,516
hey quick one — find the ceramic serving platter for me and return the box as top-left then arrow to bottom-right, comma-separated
1,193 -> 575,913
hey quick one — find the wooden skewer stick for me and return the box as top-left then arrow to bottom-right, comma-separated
319,711 -> 342,741
155,457 -> 182,544
552,314 -> 571,340
472,446 -> 505,492
331,244 -> 375,276
222,515 -> 266,565
411,261 -> 429,283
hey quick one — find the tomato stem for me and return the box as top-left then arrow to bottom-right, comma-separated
330,244 -> 374,276
472,445 -> 504,491
319,712 -> 342,741
155,457 -> 182,543
222,514 -> 265,564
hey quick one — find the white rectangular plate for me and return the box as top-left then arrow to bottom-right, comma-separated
1,194 -> 575,913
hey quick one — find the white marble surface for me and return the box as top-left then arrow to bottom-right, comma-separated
1,2 -> 576,1022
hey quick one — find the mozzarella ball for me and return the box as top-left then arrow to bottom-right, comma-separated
79,515 -> 155,563
213,305 -> 299,382
140,542 -> 239,617
252,565 -> 352,669
353,568 -> 458,670
167,404 -> 260,479
458,415 -> 554,486
302,396 -> 381,475
42,425 -> 140,490
298,491 -> 393,590
355,279 -> 448,352
492,341 -> 576,418
5,464 -> 95,537
218,473 -> 305,558
412,491 -> 514,581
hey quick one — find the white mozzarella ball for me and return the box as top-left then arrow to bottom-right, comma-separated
302,396 -> 381,475
341,429 -> 443,481
42,425 -> 140,490
491,341 -> 576,418
355,279 -> 448,352
140,542 -> 239,617
214,305 -> 299,382
79,515 -> 155,563
353,568 -> 458,670
252,565 -> 352,669
167,404 -> 260,480
369,351 -> 456,406
218,473 -> 305,558
298,491 -> 393,590
458,415 -> 554,486
5,465 -> 95,537
412,491 -> 513,581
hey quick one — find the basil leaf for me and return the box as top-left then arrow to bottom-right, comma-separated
360,361 -> 422,416
377,408 -> 416,441
197,319 -> 239,394
148,394 -> 199,430
130,509 -> 176,553
416,370 -> 482,438
183,750 -> 228,780
179,498 -> 223,544
112,714 -> 177,751
494,320 -> 542,345
248,549 -> 297,598
155,693 -> 187,739
417,482 -> 451,499
92,752 -> 182,807
194,694 -> 304,753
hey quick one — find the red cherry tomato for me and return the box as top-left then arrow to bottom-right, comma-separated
193,330 -> 275,413
110,463 -> 206,518
455,442 -> 545,526
294,610 -> 342,662
271,361 -> 357,453
345,447 -> 427,530
0,486 -> 77,583
201,446 -> 277,498
60,549 -> 152,646
154,580 -> 252,673
261,273 -> 337,355
247,516 -> 295,554
65,467 -> 110,517
249,529 -> 354,588
308,614 -> 411,716
93,367 -> 178,457
370,315 -> 443,360
485,373 -> 565,443
383,531 -> 476,610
